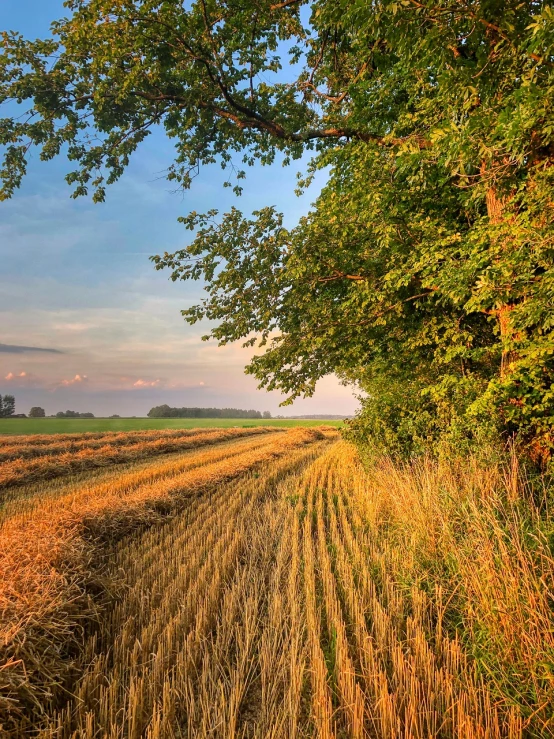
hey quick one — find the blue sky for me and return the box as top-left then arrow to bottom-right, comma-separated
0,0 -> 359,417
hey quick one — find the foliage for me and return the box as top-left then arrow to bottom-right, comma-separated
55,410 -> 95,418
2,0 -> 554,455
28,406 -> 46,418
0,394 -> 16,418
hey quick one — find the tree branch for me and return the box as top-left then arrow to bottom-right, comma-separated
270,0 -> 302,10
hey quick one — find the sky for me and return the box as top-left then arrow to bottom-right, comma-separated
0,0 -> 359,418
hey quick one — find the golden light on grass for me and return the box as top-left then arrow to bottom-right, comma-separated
0,433 -> 552,737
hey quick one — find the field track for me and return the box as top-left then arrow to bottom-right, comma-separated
1,429 -> 552,737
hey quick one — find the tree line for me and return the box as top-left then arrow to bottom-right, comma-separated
55,410 -> 95,418
0,397 -> 97,418
2,0 -> 554,459
147,405 -> 271,419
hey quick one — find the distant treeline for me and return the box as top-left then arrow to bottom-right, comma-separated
56,410 -> 95,418
147,405 -> 269,419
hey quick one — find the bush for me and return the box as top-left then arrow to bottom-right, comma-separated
28,407 -> 46,418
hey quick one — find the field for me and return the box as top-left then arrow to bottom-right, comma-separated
0,417 -> 343,436
1,427 -> 553,737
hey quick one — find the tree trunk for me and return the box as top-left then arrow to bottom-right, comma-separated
485,181 -> 516,377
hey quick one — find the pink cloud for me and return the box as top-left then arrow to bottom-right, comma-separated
133,378 -> 161,388
60,374 -> 88,387
4,371 -> 27,381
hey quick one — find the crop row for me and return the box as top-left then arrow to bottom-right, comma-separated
0,426 -> 279,489
0,426 -> 258,459
0,427 -> 223,448
0,426 -> 329,731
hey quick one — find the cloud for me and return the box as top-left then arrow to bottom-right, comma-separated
133,378 -> 161,388
0,343 -> 63,354
60,374 -> 88,387
5,371 -> 27,381
2,370 -> 44,388
53,322 -> 92,332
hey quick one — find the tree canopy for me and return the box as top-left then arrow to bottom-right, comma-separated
0,394 -> 16,418
28,406 -> 46,418
2,0 -> 554,456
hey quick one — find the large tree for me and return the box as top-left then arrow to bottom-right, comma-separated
28,406 -> 46,417
2,0 -> 554,454
1,394 -> 16,417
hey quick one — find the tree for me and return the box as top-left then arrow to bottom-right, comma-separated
2,0 -> 554,455
1,395 -> 15,418
262,411 -> 272,419
28,407 -> 46,418
55,410 -> 95,418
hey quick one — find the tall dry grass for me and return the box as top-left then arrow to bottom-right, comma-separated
353,450 -> 554,736
0,427 -> 328,731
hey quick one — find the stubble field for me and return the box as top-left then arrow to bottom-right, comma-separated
0,427 -> 552,737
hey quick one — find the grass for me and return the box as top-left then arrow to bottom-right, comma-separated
0,417 -> 343,436
1,430 -> 553,737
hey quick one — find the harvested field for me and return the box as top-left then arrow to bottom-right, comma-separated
0,427 -> 330,731
1,432 -> 553,737
0,427 -> 229,454
0,426 -> 279,490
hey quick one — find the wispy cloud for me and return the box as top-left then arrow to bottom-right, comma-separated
59,374 -> 88,387
0,343 -> 63,354
133,378 -> 161,388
